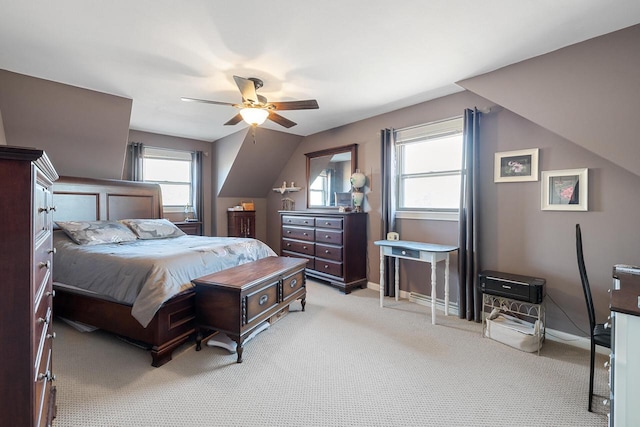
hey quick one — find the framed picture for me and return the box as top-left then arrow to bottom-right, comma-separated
541,168 -> 588,211
494,148 -> 539,182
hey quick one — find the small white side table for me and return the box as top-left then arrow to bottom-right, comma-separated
374,240 -> 458,325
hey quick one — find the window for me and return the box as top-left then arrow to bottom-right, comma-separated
396,117 -> 463,219
142,147 -> 196,213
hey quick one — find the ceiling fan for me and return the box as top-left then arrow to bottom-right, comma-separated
181,75 -> 319,128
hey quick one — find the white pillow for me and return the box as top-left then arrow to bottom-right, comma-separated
120,218 -> 186,239
55,220 -> 138,245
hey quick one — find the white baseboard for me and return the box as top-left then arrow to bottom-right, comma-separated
366,281 -> 606,355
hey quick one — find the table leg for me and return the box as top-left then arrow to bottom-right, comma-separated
431,253 -> 437,325
444,253 -> 450,317
395,257 -> 400,301
379,248 -> 384,307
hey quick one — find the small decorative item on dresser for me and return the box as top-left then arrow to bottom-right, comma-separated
350,169 -> 367,212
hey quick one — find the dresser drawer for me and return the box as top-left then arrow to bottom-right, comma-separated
282,251 -> 315,270
315,229 -> 343,245
34,341 -> 52,427
34,303 -> 51,354
314,258 -> 343,277
282,238 -> 315,256
283,226 -> 314,242
282,215 -> 315,227
315,217 -> 343,230
391,246 -> 421,259
245,280 -> 279,325
282,269 -> 305,300
315,243 -> 343,262
34,234 -> 53,301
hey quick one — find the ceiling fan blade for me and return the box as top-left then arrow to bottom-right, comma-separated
181,97 -> 237,107
270,100 -> 319,111
233,75 -> 258,103
268,111 -> 297,128
224,113 -> 244,126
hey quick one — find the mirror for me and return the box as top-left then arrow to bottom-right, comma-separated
306,144 -> 357,209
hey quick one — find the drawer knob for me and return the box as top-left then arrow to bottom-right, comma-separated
38,207 -> 50,214
304,220 -> 308,224
47,247 -> 57,254
325,235 -> 330,239
46,290 -> 56,298
286,243 -> 291,247
302,246 -> 307,250
325,250 -> 330,254
38,371 -> 50,382
287,230 -> 291,234
303,232 -> 308,236
38,317 -> 49,325
49,206 -> 57,212
39,261 -> 51,269
290,278 -> 297,288
259,295 -> 269,305
401,250 -> 406,255
324,265 -> 329,269
47,332 -> 57,340
325,222 -> 331,225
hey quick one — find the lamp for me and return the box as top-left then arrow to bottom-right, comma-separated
350,169 -> 367,212
240,107 -> 269,126
184,204 -> 195,221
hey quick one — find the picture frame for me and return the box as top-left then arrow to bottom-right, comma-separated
541,168 -> 588,211
494,148 -> 539,182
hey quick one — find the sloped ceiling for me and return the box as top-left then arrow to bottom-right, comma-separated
0,70 -> 132,179
216,127 -> 302,198
457,24 -> 640,177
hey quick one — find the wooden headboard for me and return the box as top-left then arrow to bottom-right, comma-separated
51,176 -> 163,223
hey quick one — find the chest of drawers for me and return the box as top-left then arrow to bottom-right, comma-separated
0,146 -> 59,427
175,221 -> 203,236
280,211 -> 367,293
227,210 -> 255,238
192,256 -> 307,363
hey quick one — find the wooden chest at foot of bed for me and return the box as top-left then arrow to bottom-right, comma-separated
192,257 -> 308,363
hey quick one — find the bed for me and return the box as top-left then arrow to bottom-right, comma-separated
51,176 -> 276,366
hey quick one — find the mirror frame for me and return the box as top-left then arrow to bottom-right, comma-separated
305,144 -> 358,209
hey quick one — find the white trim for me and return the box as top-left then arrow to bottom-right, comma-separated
366,281 -> 607,355
396,210 -> 458,221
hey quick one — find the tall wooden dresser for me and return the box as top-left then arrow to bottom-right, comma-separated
280,211 -> 367,293
0,146 -> 59,427
227,210 -> 256,238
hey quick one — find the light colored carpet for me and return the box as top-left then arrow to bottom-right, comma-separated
53,280 -> 608,427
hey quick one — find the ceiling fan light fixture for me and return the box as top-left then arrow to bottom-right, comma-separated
240,107 -> 269,126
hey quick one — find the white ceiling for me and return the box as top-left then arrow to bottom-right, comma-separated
2,1 -> 640,142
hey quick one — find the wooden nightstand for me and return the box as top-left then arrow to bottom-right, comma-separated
227,210 -> 255,238
175,221 -> 202,236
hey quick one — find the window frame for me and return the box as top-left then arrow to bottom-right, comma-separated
141,146 -> 196,214
395,117 -> 464,221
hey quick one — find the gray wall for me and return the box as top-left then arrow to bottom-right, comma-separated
265,91 -> 640,336
0,69 -> 132,179
459,24 -> 640,178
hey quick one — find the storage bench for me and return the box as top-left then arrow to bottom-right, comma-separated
192,256 -> 307,363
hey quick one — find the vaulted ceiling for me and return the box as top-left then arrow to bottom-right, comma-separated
2,1 -> 639,142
